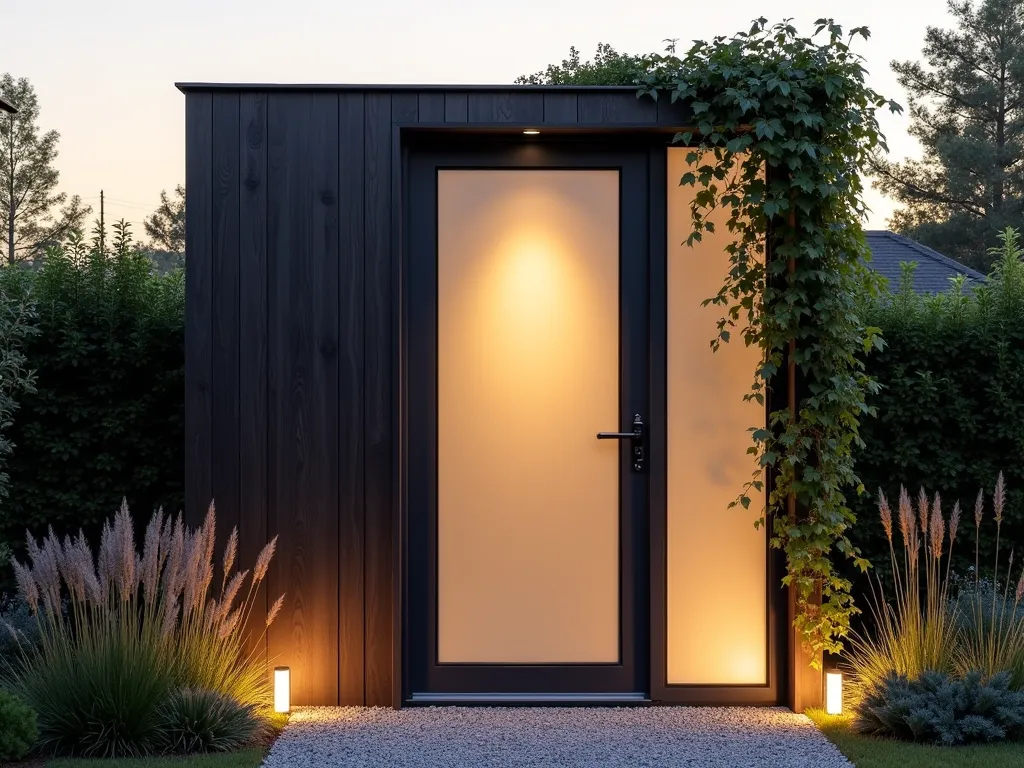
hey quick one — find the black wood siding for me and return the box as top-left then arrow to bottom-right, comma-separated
183,85 -> 692,706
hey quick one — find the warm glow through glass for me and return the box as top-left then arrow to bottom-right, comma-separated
435,169 -> 620,664
665,148 -> 767,685
274,666 -> 290,713
522,129 -> 540,135
826,672 -> 843,715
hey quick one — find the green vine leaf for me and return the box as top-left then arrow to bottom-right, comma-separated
642,17 -> 899,662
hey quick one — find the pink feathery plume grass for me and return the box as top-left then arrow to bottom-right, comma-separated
140,508 -> 166,602
252,537 -> 278,584
162,515 -> 186,607
12,560 -> 39,613
181,529 -> 206,615
34,529 -> 64,614
202,502 -> 217,569
113,499 -> 137,600
205,598 -> 220,625
898,486 -> 913,546
1016,568 -> 1024,604
917,487 -> 930,536
193,504 -> 217,608
97,518 -> 115,598
930,494 -> 945,560
60,531 -> 100,607
974,489 -> 985,527
878,489 -> 893,543
219,610 -> 241,640
54,533 -> 83,605
161,596 -> 180,638
949,501 -> 961,546
222,528 -> 238,591
220,571 -> 247,622
266,595 -> 285,628
909,536 -> 921,565
994,472 -> 1006,524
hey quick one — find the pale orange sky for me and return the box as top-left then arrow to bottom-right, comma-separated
5,0 -> 955,234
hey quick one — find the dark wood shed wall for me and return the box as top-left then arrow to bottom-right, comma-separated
183,85 -> 692,707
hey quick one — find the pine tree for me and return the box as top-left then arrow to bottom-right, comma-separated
143,184 -> 185,254
874,0 -> 1024,271
0,74 -> 90,264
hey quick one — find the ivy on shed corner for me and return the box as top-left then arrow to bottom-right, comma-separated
640,19 -> 901,661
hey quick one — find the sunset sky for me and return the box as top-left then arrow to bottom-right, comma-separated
5,0 -> 956,234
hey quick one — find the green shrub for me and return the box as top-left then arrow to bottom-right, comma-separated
2,501 -> 282,757
850,228 -> 1024,594
0,689 -> 37,760
156,689 -> 259,755
854,670 -> 1024,745
0,224 -> 184,592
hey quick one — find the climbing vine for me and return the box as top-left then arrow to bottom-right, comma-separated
640,19 -> 901,659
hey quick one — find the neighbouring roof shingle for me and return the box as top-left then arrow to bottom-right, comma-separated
865,230 -> 986,294
0,97 -> 16,114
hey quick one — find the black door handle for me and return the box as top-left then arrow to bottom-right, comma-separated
596,414 -> 644,472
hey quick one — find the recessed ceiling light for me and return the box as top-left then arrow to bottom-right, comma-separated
523,129 -> 540,135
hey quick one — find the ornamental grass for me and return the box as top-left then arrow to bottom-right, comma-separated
846,485 -> 962,706
1,501 -> 283,757
848,473 -> 1024,740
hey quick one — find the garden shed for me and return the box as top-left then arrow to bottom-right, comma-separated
179,83 -> 808,710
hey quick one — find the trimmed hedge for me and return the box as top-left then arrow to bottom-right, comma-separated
849,246 -> 1024,589
0,230 -> 184,590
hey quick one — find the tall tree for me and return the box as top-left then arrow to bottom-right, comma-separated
143,184 -> 185,254
516,43 -> 648,85
874,0 -> 1024,270
0,74 -> 90,264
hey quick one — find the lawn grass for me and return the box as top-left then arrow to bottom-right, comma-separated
808,709 -> 1024,768
45,749 -> 265,768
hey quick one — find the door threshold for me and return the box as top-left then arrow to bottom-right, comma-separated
407,692 -> 650,706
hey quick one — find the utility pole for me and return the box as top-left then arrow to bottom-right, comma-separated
99,189 -> 105,255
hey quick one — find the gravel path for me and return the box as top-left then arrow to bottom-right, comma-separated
264,706 -> 851,767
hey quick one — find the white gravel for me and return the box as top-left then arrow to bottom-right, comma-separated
264,706 -> 851,767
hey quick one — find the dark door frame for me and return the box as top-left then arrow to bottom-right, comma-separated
401,139 -> 651,704
394,129 -> 787,708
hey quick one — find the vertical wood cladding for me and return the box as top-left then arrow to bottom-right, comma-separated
184,87 -> 668,706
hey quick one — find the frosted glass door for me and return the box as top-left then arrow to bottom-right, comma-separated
436,170 -> 621,664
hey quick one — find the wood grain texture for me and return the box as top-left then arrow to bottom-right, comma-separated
239,92 -> 269,664
443,92 -> 467,122
211,93 -> 241,561
338,91 -> 367,706
266,92 -> 341,705
468,92 -> 543,123
184,92 -> 213,527
543,92 -> 578,124
578,92 -> 657,124
184,84 -> 752,709
417,92 -> 445,123
363,91 -> 394,706
391,92 -> 418,124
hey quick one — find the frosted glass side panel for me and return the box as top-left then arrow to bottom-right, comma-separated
437,170 -> 621,664
666,149 -> 767,684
